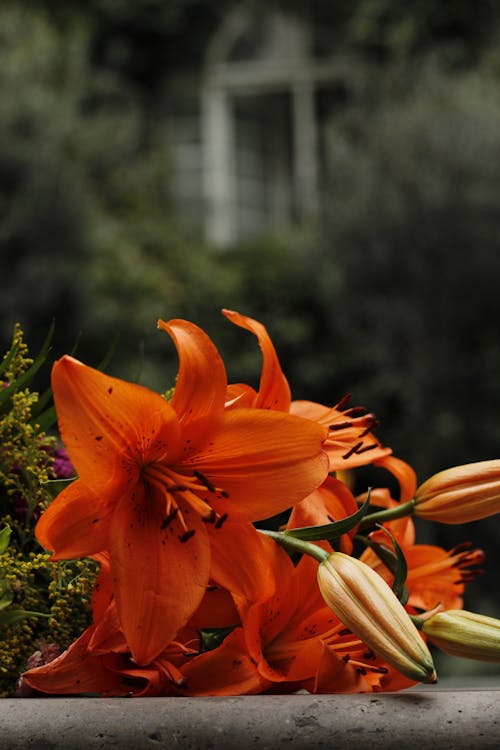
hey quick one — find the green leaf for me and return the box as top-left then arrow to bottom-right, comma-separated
97,334 -> 119,372
0,524 -> 11,554
199,626 -> 236,652
284,490 -> 372,543
44,477 -> 76,499
30,384 -> 53,418
0,609 -> 50,628
358,527 -> 409,605
31,404 -> 57,432
0,589 -> 13,611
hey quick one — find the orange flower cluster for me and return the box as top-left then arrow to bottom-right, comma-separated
21,311 -> 499,696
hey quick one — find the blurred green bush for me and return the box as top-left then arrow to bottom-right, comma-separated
2,5 -> 500,479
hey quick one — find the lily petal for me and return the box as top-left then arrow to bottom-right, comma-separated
109,484 -> 211,664
22,627 -> 123,696
158,318 -> 227,424
376,455 -> 417,502
51,356 -> 182,489
36,481 -> 112,559
287,476 -> 359,554
180,628 -> 269,696
185,408 -> 328,522
222,309 -> 291,410
208,522 -> 292,610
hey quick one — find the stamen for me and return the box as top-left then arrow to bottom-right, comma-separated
356,442 -> 379,454
335,393 -> 352,411
342,442 -> 363,460
329,421 -> 354,431
179,529 -> 196,543
344,656 -> 389,675
155,659 -> 188,687
202,509 -> 217,524
358,419 -> 380,437
193,470 -> 216,493
161,507 -> 179,529
343,406 -> 368,418
214,513 -> 228,529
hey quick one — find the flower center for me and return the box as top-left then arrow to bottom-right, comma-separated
142,463 -> 230,541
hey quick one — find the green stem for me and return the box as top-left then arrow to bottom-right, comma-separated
358,498 -> 416,531
258,529 -> 329,563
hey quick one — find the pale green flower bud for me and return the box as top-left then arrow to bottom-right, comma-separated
317,552 -> 437,683
422,609 -> 500,662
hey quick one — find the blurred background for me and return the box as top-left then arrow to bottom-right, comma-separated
1,0 -> 500,676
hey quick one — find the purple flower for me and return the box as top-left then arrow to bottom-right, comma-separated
51,446 -> 74,479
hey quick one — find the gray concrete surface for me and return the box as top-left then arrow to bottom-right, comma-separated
1,691 -> 499,750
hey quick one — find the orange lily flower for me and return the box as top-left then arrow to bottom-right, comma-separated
286,475 -> 359,554
359,492 -> 485,611
35,319 -> 328,664
194,523 -> 415,694
22,556 -> 192,696
23,543 -> 268,697
222,309 -> 391,470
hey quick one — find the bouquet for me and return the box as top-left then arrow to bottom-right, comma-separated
1,310 -> 499,697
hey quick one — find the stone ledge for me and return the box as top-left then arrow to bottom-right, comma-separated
1,691 -> 500,750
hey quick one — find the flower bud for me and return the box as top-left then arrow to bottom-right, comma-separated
414,459 -> 500,524
317,552 -> 437,683
422,609 -> 500,662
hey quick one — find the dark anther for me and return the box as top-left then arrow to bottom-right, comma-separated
168,484 -> 188,492
356,667 -> 368,675
342,654 -> 350,663
450,541 -> 473,554
219,490 -> 230,498
359,443 -> 380,454
172,675 -> 188,688
194,470 -> 216,492
335,393 -> 352,411
161,507 -> 179,529
339,628 -> 351,636
179,529 -> 196,543
358,419 -> 380,437
342,442 -> 363,460
328,421 -> 354,431
344,406 -> 367,418
214,512 -> 229,529
202,509 -> 217,524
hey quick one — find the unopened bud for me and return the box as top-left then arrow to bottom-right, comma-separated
317,552 -> 437,684
414,459 -> 500,524
422,609 -> 500,662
